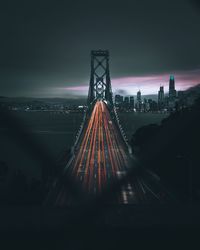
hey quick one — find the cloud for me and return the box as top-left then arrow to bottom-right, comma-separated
111,69 -> 200,95
113,89 -> 129,96
62,69 -> 200,96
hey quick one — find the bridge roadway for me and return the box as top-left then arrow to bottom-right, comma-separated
55,100 -> 171,206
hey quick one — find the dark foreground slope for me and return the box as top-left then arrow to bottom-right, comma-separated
131,97 -> 200,202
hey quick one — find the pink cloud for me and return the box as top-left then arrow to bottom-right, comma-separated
61,69 -> 200,96
112,69 -> 200,95
64,86 -> 89,91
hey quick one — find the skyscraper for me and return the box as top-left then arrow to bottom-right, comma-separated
143,98 -> 150,112
136,90 -> 142,111
124,96 -> 130,109
169,75 -> 176,99
130,96 -> 134,109
115,94 -> 123,106
137,90 -> 141,103
158,86 -> 165,110
168,75 -> 177,110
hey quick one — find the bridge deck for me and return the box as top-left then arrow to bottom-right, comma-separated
53,101 -> 173,206
72,101 -> 130,192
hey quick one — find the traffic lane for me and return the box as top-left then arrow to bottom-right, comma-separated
57,101 -> 163,204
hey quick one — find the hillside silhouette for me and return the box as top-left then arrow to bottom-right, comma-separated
131,97 -> 200,202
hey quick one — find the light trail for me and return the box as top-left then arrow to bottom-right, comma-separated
70,100 -> 130,194
54,100 -> 172,206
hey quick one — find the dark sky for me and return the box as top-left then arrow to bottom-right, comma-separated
1,0 -> 200,97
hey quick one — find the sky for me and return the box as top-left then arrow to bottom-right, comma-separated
0,0 -> 200,98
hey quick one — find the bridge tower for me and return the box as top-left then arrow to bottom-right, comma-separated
88,50 -> 113,105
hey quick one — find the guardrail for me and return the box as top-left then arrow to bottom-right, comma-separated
110,103 -> 133,156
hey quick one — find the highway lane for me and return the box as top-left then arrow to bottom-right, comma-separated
71,100 -> 131,193
55,100 -> 172,206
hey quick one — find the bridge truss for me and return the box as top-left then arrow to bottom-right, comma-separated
88,50 -> 113,105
